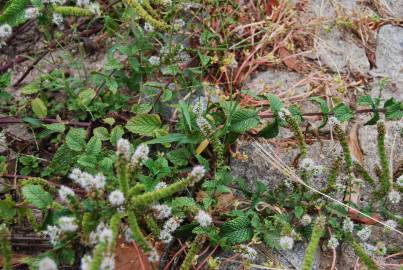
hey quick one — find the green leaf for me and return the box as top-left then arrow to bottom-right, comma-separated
294,206 -> 304,219
22,185 -> 53,209
146,133 -> 198,145
179,101 -> 192,131
259,119 -> 279,138
131,103 -> 153,114
21,84 -> 40,95
357,95 -> 373,106
384,98 -> 403,121
93,127 -> 109,141
125,114 -> 162,136
110,125 -> 124,145
167,148 -> 191,166
66,128 -> 87,152
310,97 -> 329,128
31,98 -> 47,119
221,216 -> 253,244
78,89 -> 96,106
105,78 -> 118,94
77,155 -> 97,169
47,144 -> 80,176
230,109 -> 260,133
265,94 -> 283,114
43,123 -> 66,133
86,136 -> 102,155
0,196 -> 17,222
333,103 -> 353,122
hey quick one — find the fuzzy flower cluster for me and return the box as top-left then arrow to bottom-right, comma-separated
152,204 -> 172,219
89,222 -> 113,245
176,51 -> 191,65
357,226 -> 371,241
279,236 -> 294,250
76,0 -> 90,7
300,158 -> 323,176
301,214 -> 312,226
0,24 -> 12,39
58,185 -> 75,204
196,116 -> 212,136
388,190 -> 401,204
155,181 -> 167,190
43,216 -> 77,246
38,257 -> 58,270
159,217 -> 182,243
116,138 -> 131,159
342,218 -> 354,233
195,210 -> 212,227
144,22 -> 154,32
192,96 -> 208,116
52,13 -> 63,26
384,219 -> 397,232
81,254 -> 115,270
108,190 -> 125,206
58,216 -> 78,232
131,143 -> 150,166
239,244 -> 258,261
397,175 -> 403,187
149,56 -> 160,66
328,116 -> 340,127
173,19 -> 186,30
278,108 -> 291,121
147,248 -> 160,263
24,7 -> 39,19
327,236 -> 339,249
190,165 -> 206,182
69,168 -> 106,191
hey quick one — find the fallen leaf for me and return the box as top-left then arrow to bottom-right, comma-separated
215,193 -> 236,213
278,47 -> 303,72
115,239 -> 153,270
347,123 -> 364,204
348,208 -> 382,225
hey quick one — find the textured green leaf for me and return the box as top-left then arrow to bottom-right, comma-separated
167,148 -> 191,166
22,185 -> 53,209
31,98 -> 47,119
93,127 -> 109,141
21,84 -> 40,95
125,114 -> 162,136
110,125 -> 124,145
43,123 -> 66,132
259,119 -> 279,138
265,94 -> 283,114
384,98 -> 403,121
0,196 -> 17,222
86,136 -> 102,155
221,216 -> 253,244
230,109 -> 259,133
179,101 -> 192,131
78,88 -> 96,106
333,103 -> 353,122
66,128 -> 87,151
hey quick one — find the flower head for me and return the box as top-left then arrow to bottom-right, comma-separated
357,226 -> 371,241
144,23 -> 154,32
149,56 -> 160,66
43,225 -> 61,246
342,218 -> 354,233
108,190 -> 125,206
159,229 -> 173,243
116,138 -> 131,159
364,243 -> 376,255
52,13 -> 63,26
300,158 -> 315,170
147,248 -> 160,263
190,165 -> 206,181
0,24 -> 12,39
92,173 -> 106,189
163,217 -> 182,232
301,214 -> 312,226
100,256 -> 115,270
81,255 -> 92,270
58,216 -> 78,232
174,19 -> 186,30
195,210 -> 212,227
196,116 -> 212,135
58,185 -> 75,203
397,175 -> 403,187
131,144 -> 149,165
25,8 -> 39,19
152,204 -> 172,219
124,227 -> 134,243
38,257 -> 58,270
239,244 -> 257,261
192,96 -> 207,116
327,236 -> 339,249
388,190 -> 401,204
279,236 -> 294,250
69,168 -> 82,181
98,227 -> 113,243
76,0 -> 90,6
384,219 -> 397,232
278,108 -> 291,121
155,181 -> 167,190
328,116 -> 340,127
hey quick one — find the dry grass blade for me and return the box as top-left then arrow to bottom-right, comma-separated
251,139 -> 403,236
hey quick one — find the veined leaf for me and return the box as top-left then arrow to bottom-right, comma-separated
31,98 -> 47,119
22,185 -> 53,209
66,128 -> 87,152
230,109 -> 260,133
125,114 -> 162,136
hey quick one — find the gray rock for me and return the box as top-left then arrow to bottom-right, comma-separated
371,25 -> 403,100
384,0 -> 403,19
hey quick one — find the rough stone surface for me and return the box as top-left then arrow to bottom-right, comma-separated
371,25 -> 403,100
385,0 -> 403,19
